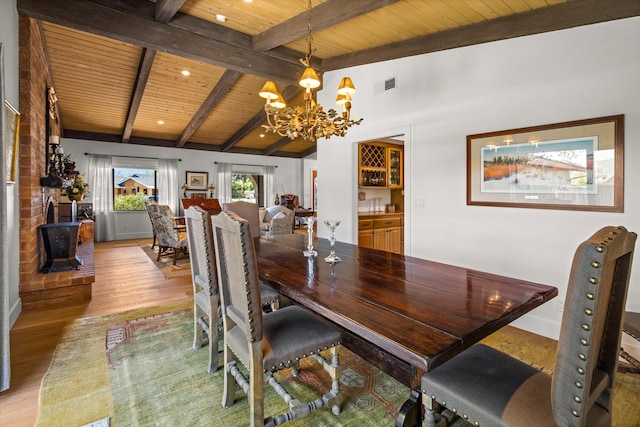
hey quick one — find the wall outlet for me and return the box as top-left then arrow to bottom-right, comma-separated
415,199 -> 425,208
556,298 -> 564,312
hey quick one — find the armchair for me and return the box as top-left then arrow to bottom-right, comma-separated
420,226 -> 637,427
261,205 -> 295,235
152,204 -> 188,265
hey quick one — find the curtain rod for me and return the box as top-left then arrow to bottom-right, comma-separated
85,153 -> 182,161
215,161 -> 277,168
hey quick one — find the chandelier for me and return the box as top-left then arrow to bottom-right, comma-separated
258,0 -> 362,141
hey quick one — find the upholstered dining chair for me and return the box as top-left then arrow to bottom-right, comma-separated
185,206 -> 281,373
619,311 -> 640,374
421,225 -> 636,427
153,204 -> 189,265
223,200 -> 262,238
211,211 -> 342,427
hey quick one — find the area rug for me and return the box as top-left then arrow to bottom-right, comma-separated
38,304 -> 640,426
137,239 -> 191,279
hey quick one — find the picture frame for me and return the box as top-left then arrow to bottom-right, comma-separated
191,192 -> 207,200
467,115 -> 624,212
4,99 -> 20,183
186,171 -> 208,190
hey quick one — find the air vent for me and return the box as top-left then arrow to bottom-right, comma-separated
384,77 -> 396,91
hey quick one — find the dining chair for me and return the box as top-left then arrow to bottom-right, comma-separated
223,200 -> 262,238
153,204 -> 189,265
184,206 -> 281,373
619,311 -> 640,374
420,225 -> 637,427
211,210 -> 342,427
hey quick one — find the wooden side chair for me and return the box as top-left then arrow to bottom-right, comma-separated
184,206 -> 281,373
154,204 -> 188,265
211,211 -> 342,427
184,205 -> 220,373
421,225 -> 637,427
619,311 -> 640,374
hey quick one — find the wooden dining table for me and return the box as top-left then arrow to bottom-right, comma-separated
254,234 -> 558,426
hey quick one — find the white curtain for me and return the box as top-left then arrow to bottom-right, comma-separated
157,159 -> 179,213
88,154 -> 116,242
264,165 -> 276,208
0,42 -> 10,391
215,162 -> 233,204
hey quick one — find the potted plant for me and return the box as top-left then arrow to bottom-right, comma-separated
61,173 -> 90,201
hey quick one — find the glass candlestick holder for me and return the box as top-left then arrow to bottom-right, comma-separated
302,216 -> 317,257
323,220 -> 342,264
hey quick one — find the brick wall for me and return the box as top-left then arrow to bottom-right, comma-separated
18,18 -> 94,309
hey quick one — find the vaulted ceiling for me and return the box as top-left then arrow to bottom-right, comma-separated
17,0 -> 640,158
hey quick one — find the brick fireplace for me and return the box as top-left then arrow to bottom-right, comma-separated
18,18 -> 94,310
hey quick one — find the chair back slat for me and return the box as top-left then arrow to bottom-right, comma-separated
552,226 -> 636,426
212,211 -> 264,343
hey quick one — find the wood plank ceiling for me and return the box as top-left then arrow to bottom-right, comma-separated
17,0 -> 640,158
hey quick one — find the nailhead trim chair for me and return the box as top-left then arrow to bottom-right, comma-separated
184,206 -> 281,373
420,226 -> 637,427
619,311 -> 640,374
212,211 -> 342,427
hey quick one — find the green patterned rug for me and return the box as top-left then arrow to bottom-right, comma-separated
37,302 -> 640,426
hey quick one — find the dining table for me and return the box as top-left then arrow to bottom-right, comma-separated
254,234 -> 558,426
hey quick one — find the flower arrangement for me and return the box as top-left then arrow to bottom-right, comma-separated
61,173 -> 90,201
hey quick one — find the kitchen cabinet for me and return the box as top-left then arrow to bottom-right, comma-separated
358,214 -> 403,254
358,142 -> 403,189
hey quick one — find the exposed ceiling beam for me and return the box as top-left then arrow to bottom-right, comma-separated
264,137 -> 294,156
63,129 -> 307,158
155,0 -> 185,24
122,48 -> 156,143
221,85 -> 303,152
321,0 -> 640,71
175,70 -> 242,148
17,0 -> 303,85
252,0 -> 401,52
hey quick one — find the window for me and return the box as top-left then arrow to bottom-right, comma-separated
231,173 -> 265,206
113,168 -> 157,211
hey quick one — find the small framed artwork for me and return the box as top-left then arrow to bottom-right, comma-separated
186,171 -> 208,190
467,115 -> 624,212
4,99 -> 20,183
191,192 -> 207,199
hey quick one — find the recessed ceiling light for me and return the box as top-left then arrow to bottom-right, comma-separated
216,14 -> 227,22
157,120 -> 165,125
181,70 -> 190,76
244,0 -> 253,3
260,133 -> 265,138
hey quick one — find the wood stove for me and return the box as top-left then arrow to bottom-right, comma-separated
39,222 -> 83,273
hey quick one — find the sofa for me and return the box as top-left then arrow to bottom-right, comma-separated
259,205 -> 295,235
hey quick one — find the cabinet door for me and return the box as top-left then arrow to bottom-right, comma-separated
373,228 -> 387,250
358,230 -> 375,249
387,146 -> 403,189
387,227 -> 402,254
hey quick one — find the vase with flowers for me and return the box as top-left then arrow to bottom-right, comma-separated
61,173 -> 90,201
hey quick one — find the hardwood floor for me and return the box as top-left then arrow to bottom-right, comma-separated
0,239 -> 193,427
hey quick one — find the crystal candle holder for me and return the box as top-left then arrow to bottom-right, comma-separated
323,219 -> 342,264
302,216 -> 317,257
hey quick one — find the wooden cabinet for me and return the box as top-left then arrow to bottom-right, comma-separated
358,214 -> 403,254
358,142 -> 403,189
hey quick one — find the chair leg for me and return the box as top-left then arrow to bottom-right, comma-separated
207,313 -> 219,374
222,349 -> 237,409
421,392 -> 447,427
151,232 -> 157,249
193,310 -> 204,350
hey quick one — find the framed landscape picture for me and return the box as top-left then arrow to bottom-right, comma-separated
467,115 -> 624,212
186,171 -> 208,190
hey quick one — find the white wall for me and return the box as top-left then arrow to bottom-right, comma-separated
1,0 -> 21,327
61,139 -> 305,240
317,16 -> 640,353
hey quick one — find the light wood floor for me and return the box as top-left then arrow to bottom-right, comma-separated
0,239 -> 193,427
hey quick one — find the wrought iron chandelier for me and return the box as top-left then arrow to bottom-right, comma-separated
258,0 -> 362,141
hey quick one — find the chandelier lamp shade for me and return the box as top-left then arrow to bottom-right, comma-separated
259,0 -> 362,141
